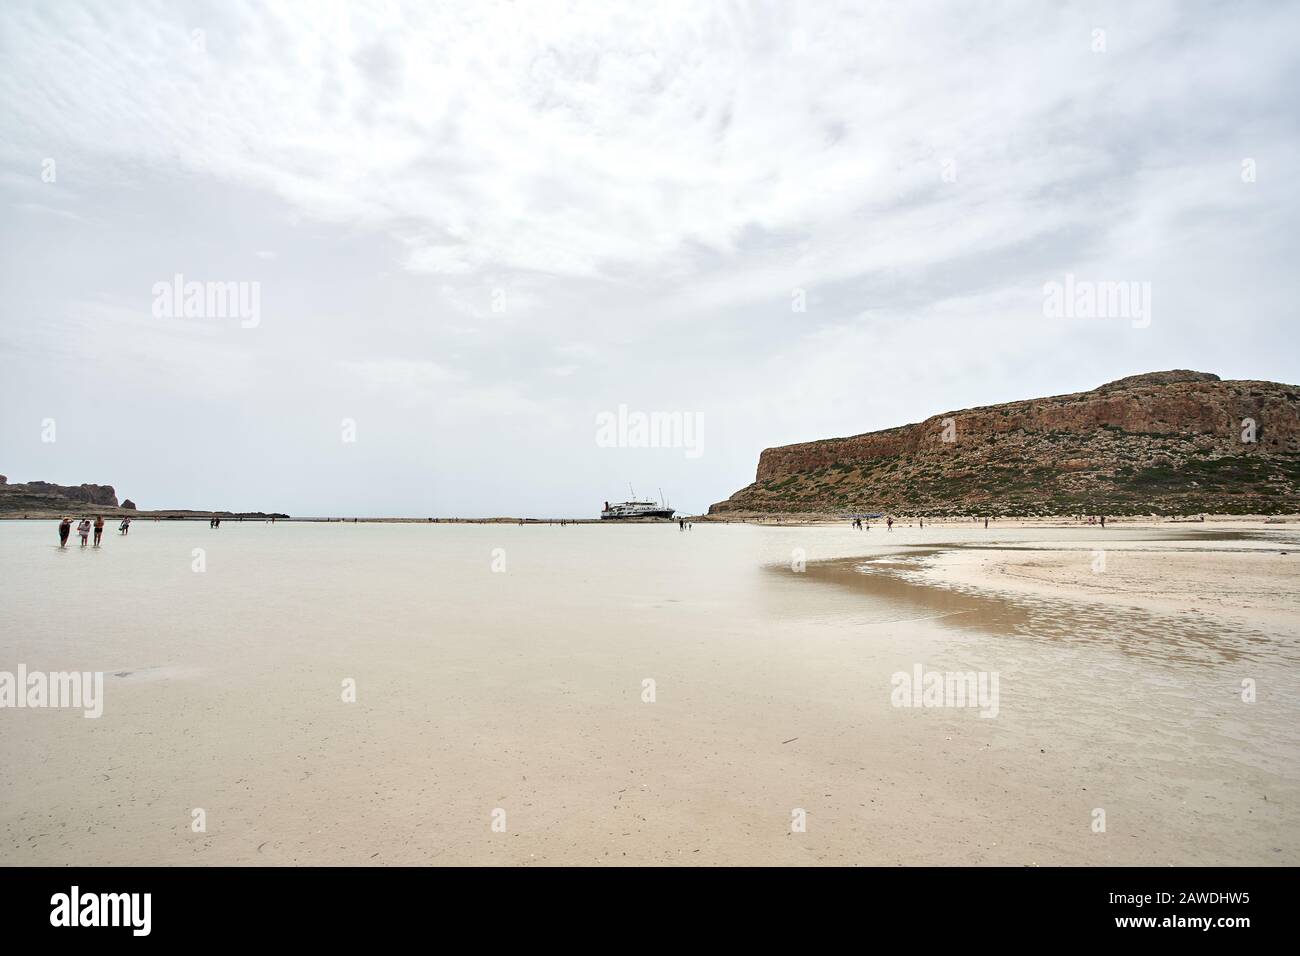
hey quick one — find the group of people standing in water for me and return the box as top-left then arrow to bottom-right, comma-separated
851,516 -> 898,530
58,515 -> 130,548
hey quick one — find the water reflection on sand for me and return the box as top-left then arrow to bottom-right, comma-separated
798,548 -> 1289,667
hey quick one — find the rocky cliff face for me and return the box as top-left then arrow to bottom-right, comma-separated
0,478 -> 123,513
709,371 -> 1300,516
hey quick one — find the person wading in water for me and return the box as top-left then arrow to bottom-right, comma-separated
58,516 -> 71,548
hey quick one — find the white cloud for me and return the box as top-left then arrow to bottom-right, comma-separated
6,0 -> 1268,293
341,357 -> 464,400
1,0 -> 1297,514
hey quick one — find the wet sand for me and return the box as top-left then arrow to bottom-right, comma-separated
914,543 -> 1299,637
1,520 -> 1297,865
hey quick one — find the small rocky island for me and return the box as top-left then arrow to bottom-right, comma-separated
0,475 -> 287,520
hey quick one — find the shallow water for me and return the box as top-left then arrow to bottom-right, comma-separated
1,519 -> 1297,865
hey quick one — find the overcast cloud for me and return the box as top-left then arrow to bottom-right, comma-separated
1,0 -> 1297,516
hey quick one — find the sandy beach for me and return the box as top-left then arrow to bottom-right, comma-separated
5,3 -> 1300,933
2,519 -> 1296,866
912,541 -> 1299,635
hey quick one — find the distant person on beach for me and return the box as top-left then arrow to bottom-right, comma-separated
984,517 -> 988,529
77,518 -> 91,547
93,516 -> 104,546
887,516 -> 893,531
119,517 -> 130,535
1100,515 -> 1105,528
58,517 -> 71,548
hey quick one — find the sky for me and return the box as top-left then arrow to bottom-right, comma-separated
1,0 -> 1298,517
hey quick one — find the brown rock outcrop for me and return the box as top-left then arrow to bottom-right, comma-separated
0,479 -> 123,513
710,371 -> 1300,516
